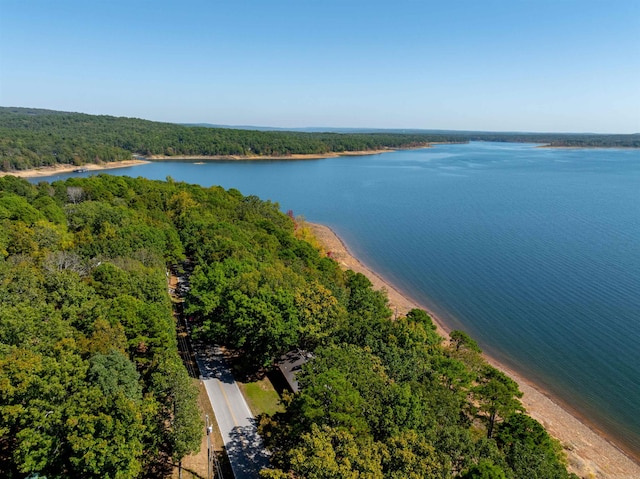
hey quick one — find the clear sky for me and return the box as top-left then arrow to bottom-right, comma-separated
1,0 -> 639,133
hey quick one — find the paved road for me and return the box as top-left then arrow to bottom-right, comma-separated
195,344 -> 270,479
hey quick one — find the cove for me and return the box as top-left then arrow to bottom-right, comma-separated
34,142 -> 640,456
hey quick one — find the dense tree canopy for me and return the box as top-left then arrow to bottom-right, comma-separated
1,107 -> 637,171
0,175 -> 204,478
1,174 -> 578,478
0,108 -> 437,171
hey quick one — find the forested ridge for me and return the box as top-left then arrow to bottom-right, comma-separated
1,107 -> 637,171
1,174 -> 577,478
0,108 -> 438,172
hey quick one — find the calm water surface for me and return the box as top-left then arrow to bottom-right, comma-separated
37,142 -> 640,455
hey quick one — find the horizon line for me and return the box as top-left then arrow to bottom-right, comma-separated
2,105 -> 638,136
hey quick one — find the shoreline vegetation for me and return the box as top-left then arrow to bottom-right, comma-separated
308,222 -> 640,479
145,148 -> 403,161
1,107 -> 638,174
0,159 -> 151,178
0,150 -> 400,178
3,140 -> 636,179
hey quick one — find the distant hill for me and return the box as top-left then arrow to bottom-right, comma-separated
180,122 -> 293,131
1,107 -> 638,171
183,122 -> 640,138
0,107 -> 445,171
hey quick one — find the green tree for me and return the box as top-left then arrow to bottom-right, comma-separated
496,413 -> 575,479
150,355 -> 202,469
384,430 -> 447,479
344,270 -> 391,320
449,329 -> 481,353
405,308 -> 437,332
460,460 -> 507,479
287,424 -> 384,479
88,350 -> 142,400
63,385 -> 145,478
0,194 -> 44,224
295,280 -> 344,349
474,367 -> 523,438
296,369 -> 370,436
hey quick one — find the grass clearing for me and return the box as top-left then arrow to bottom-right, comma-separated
238,375 -> 285,417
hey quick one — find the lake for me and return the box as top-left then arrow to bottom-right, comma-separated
34,142 -> 640,456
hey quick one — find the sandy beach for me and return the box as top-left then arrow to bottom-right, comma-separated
309,222 -> 640,479
0,159 -> 150,178
0,147 -> 429,178
145,147 -> 429,161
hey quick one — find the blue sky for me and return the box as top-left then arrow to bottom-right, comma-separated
1,0 -> 638,133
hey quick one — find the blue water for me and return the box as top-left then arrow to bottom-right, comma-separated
35,143 -> 640,456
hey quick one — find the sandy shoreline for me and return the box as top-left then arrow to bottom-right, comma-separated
0,147 -> 429,178
0,159 -> 151,178
145,147 -> 429,161
309,222 -> 640,479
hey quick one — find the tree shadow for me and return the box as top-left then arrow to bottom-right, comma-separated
224,422 -> 270,478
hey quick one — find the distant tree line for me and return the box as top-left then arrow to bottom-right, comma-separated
462,132 -> 640,148
1,107 -> 637,171
0,108 -> 440,171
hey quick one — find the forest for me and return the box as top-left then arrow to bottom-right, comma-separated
0,108 -> 438,171
1,107 -> 637,171
1,174 -> 578,478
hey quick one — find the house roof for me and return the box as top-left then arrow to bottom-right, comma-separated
277,350 -> 312,393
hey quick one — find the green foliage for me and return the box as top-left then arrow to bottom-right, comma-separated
384,430 -> 446,479
450,329 -> 482,353
474,367 -> 524,439
0,176 -> 201,477
0,193 -> 44,224
286,424 -> 385,479
88,350 -> 142,400
32,195 -> 66,224
260,270 -> 571,479
297,368 -> 371,436
345,270 -> 392,320
0,174 -> 574,478
150,354 -> 202,463
0,108 -> 435,171
496,413 -> 575,479
405,308 -> 437,331
460,460 -> 507,479
1,107 -> 637,172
